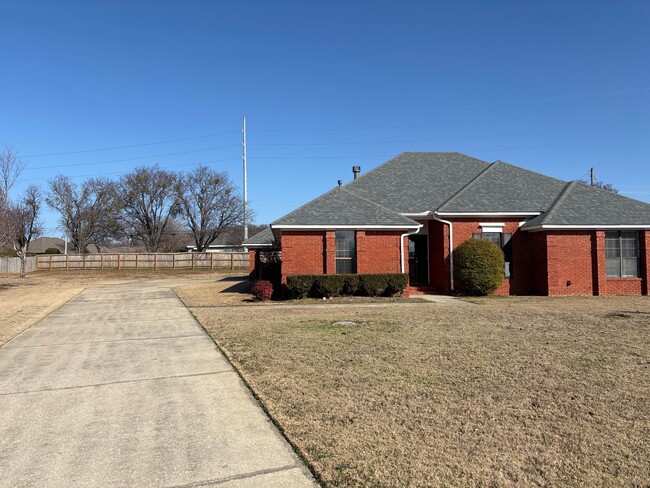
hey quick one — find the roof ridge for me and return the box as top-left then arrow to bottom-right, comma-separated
437,161 -> 501,211
339,187 -> 419,223
536,180 -> 576,224
344,151 -> 489,190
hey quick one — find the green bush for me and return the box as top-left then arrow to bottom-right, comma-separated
387,273 -> 409,294
286,275 -> 316,298
359,273 -> 408,297
454,238 -> 505,296
342,274 -> 360,295
285,273 -> 408,298
44,247 -> 61,254
313,275 -> 346,298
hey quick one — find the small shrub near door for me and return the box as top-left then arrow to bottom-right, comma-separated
251,280 -> 274,301
454,238 -> 505,296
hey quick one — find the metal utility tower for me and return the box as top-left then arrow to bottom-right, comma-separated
242,116 -> 248,243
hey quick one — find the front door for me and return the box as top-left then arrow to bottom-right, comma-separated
408,235 -> 429,285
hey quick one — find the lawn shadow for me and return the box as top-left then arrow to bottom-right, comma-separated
218,279 -> 253,295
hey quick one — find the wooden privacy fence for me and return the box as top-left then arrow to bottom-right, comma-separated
35,252 -> 250,271
0,257 -> 37,274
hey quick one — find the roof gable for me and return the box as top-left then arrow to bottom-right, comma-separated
438,161 -> 567,213
522,181 -> 650,228
272,186 -> 419,228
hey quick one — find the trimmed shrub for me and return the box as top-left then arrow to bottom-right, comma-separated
286,275 -> 316,298
44,247 -> 61,254
387,273 -> 409,295
251,280 -> 273,301
342,274 -> 361,296
454,238 -> 505,296
313,275 -> 346,298
359,273 -> 409,297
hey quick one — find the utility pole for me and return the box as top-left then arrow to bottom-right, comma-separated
242,116 -> 248,244
590,167 -> 595,187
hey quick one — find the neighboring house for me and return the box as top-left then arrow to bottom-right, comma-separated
28,237 -> 65,254
244,152 -> 650,296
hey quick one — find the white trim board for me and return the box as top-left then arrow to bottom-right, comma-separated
271,224 -> 421,230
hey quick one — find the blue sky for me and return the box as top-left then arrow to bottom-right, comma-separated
2,1 -> 649,236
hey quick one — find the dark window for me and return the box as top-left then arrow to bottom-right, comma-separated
605,231 -> 640,278
472,231 -> 513,278
335,231 -> 356,274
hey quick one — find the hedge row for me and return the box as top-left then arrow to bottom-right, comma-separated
286,273 -> 409,298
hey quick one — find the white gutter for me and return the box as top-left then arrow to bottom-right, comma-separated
433,215 -> 455,291
400,224 -> 423,274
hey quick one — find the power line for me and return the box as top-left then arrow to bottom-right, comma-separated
19,157 -> 241,182
27,144 -> 240,170
249,129 -> 570,147
23,130 -> 239,158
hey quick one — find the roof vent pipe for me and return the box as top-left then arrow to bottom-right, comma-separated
337,179 -> 343,187
352,166 -> 361,180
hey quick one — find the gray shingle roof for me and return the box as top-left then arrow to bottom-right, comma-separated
271,152 -> 650,230
242,227 -> 276,247
344,152 -> 489,213
522,181 -> 650,228
438,161 -> 567,213
272,186 -> 419,228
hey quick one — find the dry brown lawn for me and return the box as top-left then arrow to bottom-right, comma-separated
188,296 -> 650,487
0,269 -> 237,346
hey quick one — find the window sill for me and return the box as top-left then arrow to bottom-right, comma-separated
605,277 -> 642,281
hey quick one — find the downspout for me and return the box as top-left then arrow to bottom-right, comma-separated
400,225 -> 423,274
433,215 -> 455,291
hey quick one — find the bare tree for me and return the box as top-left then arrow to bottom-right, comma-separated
177,165 -> 243,251
119,165 -> 180,252
46,176 -> 118,253
578,178 -> 619,193
0,146 -> 26,204
0,186 -> 42,277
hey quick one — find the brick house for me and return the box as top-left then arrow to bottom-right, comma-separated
245,152 -> 650,296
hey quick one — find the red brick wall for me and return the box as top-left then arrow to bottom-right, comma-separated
357,231 -> 403,274
545,231 -> 595,296
280,231 -> 326,277
280,229 -> 405,278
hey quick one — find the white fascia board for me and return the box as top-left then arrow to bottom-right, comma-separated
400,212 -> 432,218
271,224 -> 421,230
524,224 -> 650,232
435,211 -> 542,217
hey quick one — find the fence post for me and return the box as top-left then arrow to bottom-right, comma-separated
136,254 -> 139,270
154,253 -> 157,270
172,253 -> 175,270
191,253 -> 194,270
210,253 -> 214,270
100,254 -> 104,270
66,254 -> 69,271
117,254 -> 120,270
49,255 -> 52,270
231,253 -> 234,270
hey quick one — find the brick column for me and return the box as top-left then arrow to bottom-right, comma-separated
248,250 -> 256,280
642,230 -> 650,295
356,230 -> 366,273
325,231 -> 336,274
592,231 -> 607,296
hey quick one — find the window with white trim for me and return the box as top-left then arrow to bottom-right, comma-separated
605,231 -> 640,278
335,231 -> 356,274
472,231 -> 513,278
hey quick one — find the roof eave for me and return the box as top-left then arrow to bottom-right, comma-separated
523,224 -> 650,232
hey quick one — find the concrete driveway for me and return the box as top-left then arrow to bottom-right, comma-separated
0,280 -> 316,487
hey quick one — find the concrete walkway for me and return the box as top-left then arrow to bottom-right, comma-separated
0,281 -> 316,487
